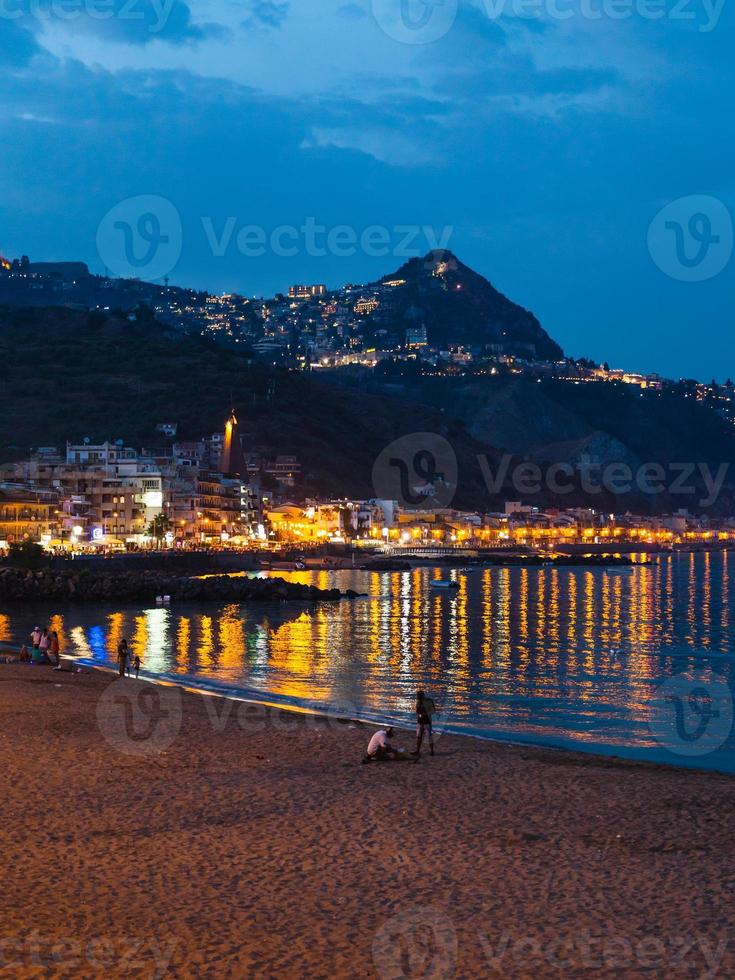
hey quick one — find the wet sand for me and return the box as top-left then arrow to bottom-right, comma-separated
2,662 -> 735,978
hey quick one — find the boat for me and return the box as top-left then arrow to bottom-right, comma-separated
605,566 -> 633,575
430,579 -> 460,590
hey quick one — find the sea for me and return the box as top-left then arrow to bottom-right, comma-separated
3,551 -> 735,773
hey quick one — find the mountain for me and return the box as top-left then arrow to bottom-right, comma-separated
0,249 -> 563,360
374,251 -> 563,359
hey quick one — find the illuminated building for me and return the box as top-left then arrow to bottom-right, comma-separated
265,503 -> 342,542
289,284 -> 326,299
405,326 -> 428,348
354,297 -> 379,315
220,411 -> 248,480
0,485 -> 60,545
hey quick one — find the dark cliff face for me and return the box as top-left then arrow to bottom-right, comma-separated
378,251 -> 564,360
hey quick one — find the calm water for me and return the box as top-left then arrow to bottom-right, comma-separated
3,552 -> 735,772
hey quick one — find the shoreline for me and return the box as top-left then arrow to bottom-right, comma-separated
2,661 -> 735,977
78,660 -> 735,779
6,641 -> 734,781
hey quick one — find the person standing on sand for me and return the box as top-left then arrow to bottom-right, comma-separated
133,655 -> 141,679
117,639 -> 129,678
29,626 -> 42,650
38,628 -> 51,662
50,631 -> 60,666
411,689 -> 436,757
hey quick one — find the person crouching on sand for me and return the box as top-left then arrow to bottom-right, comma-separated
411,689 -> 436,757
363,727 -> 396,763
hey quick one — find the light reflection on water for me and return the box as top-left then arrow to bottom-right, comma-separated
3,553 -> 735,772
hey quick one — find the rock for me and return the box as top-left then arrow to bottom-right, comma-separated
0,564 -> 348,605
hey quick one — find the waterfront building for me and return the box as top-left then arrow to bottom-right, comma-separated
0,484 -> 60,545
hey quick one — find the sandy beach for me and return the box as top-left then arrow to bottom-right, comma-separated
2,663 -> 735,979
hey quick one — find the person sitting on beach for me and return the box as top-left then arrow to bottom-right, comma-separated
363,727 -> 397,763
19,645 -> 30,663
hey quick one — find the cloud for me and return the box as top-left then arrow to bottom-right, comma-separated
0,19 -> 40,66
443,60 -> 621,106
242,0 -> 290,30
10,0 -> 225,47
302,125 -> 438,166
1,0 -> 734,381
337,2 -> 368,19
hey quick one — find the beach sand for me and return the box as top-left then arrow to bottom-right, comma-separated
2,663 -> 735,979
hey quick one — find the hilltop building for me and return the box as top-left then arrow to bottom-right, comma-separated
289,284 -> 326,299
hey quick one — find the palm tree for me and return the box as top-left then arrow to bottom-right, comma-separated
147,512 -> 173,547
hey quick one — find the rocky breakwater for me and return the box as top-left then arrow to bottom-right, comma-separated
0,567 -> 354,604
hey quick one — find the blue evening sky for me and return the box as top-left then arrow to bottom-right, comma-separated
1,0 -> 733,379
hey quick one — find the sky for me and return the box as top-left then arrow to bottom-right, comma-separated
1,0 -> 734,379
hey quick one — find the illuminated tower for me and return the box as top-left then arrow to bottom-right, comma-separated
220,410 -> 247,478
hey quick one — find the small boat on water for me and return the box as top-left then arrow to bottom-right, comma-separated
430,579 -> 460,590
605,566 -> 633,575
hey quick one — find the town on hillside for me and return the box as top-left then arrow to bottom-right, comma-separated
1,410 -> 734,557
3,251 -> 733,414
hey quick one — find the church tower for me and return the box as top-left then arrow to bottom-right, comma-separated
220,410 -> 247,478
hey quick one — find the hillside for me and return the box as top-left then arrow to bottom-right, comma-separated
0,307 -> 498,507
391,375 -> 735,468
327,371 -> 735,515
2,307 -> 733,514
0,250 -> 563,360
375,251 -> 563,359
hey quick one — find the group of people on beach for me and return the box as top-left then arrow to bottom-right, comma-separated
20,625 -> 61,665
116,639 -> 141,679
363,689 -> 437,763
